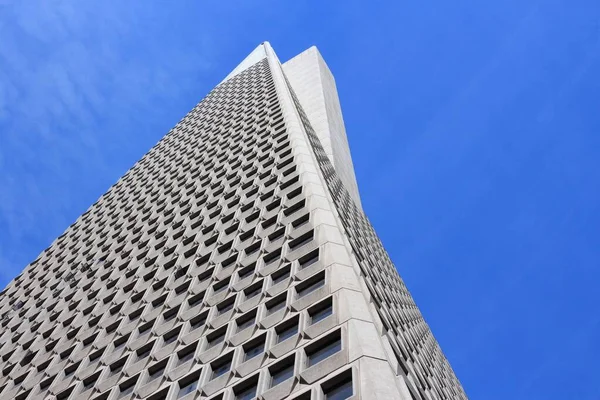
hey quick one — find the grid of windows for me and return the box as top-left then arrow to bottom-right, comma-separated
0,44 -> 465,400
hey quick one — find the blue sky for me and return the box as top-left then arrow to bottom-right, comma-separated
1,1 -> 599,399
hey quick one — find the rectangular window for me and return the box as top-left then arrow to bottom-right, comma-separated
177,349 -> 195,366
299,249 -> 319,269
236,312 -> 256,332
148,364 -> 166,382
211,356 -> 232,380
235,381 -> 258,400
271,265 -> 290,285
276,322 -> 298,343
266,296 -> 286,315
207,330 -> 226,348
244,282 -> 262,300
243,339 -> 264,362
270,359 -> 294,388
306,334 -> 341,367
190,314 -> 207,331
309,300 -> 333,325
323,372 -> 353,400
178,380 -> 198,398
297,275 -> 325,298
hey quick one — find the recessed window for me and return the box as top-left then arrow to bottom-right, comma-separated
210,354 -> 232,379
163,328 -> 180,345
243,338 -> 265,362
269,357 -> 295,388
118,378 -> 136,398
271,265 -> 290,285
234,378 -> 258,400
236,311 -> 256,332
190,313 -> 207,331
207,328 -> 226,348
109,358 -> 126,376
322,372 -> 353,400
238,264 -> 255,280
177,347 -> 195,366
64,362 -> 78,378
263,248 -> 281,265
292,214 -> 309,228
178,379 -> 198,399
306,332 -> 341,367
82,373 -> 99,390
163,307 -> 179,322
188,292 -> 205,308
148,363 -> 166,382
289,230 -> 314,251
297,274 -> 325,298
309,299 -> 333,324
217,297 -> 235,315
113,335 -> 129,352
276,321 -> 298,343
138,322 -> 153,336
136,344 -> 153,361
266,295 -> 286,315
243,281 -> 262,300
299,250 -> 319,269
89,348 -> 104,363
213,278 -> 230,294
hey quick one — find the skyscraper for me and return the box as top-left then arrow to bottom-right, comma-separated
0,43 -> 466,400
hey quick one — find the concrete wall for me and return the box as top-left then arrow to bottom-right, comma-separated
282,47 -> 362,210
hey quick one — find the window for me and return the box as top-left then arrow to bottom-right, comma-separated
236,311 -> 256,332
309,299 -> 333,324
296,274 -> 325,298
188,292 -> 204,308
217,297 -> 235,315
306,332 -> 341,367
271,265 -> 290,285
263,248 -> 281,265
178,380 -> 198,398
163,328 -> 180,345
210,354 -> 232,379
109,358 -> 126,376
269,357 -> 294,388
207,328 -> 226,348
163,307 -> 179,322
177,346 -> 195,366
89,348 -> 104,363
234,378 -> 258,400
243,338 -> 265,362
118,378 -> 136,398
299,249 -> 319,269
276,321 -> 298,343
148,363 -> 166,382
238,264 -> 255,280
64,362 -> 78,378
190,313 -> 207,331
213,277 -> 230,294
243,281 -> 262,300
113,335 -> 129,352
136,344 -> 153,361
266,295 -> 286,315
322,371 -> 353,400
289,231 -> 314,251
83,373 -> 99,391
268,228 -> 285,242
138,322 -> 153,336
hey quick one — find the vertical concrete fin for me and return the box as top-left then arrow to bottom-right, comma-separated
282,46 -> 362,210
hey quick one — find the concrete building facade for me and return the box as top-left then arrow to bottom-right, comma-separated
0,43 -> 467,400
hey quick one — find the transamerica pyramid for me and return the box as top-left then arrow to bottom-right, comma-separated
0,43 -> 467,400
